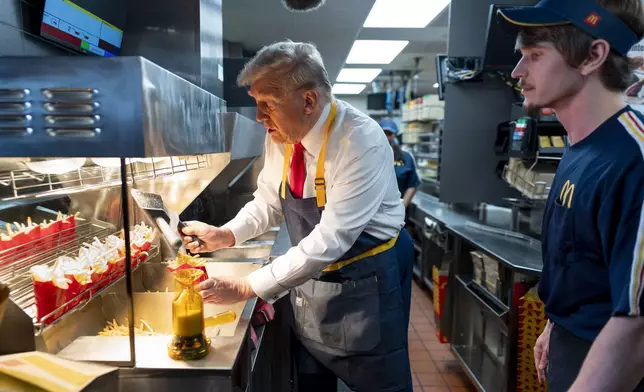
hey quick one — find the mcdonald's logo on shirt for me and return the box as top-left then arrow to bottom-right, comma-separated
584,12 -> 601,27
559,180 -> 575,208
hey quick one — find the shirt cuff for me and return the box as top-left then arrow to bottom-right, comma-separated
248,264 -> 289,304
222,218 -> 254,246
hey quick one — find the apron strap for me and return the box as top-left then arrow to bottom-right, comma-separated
322,233 -> 399,273
314,101 -> 337,208
281,100 -> 337,208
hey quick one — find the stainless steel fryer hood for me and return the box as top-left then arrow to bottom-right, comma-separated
0,56 -> 230,158
0,56 -> 267,209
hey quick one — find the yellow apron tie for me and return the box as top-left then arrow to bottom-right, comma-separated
322,234 -> 399,273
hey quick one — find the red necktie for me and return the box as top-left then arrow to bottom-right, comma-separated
290,142 -> 306,199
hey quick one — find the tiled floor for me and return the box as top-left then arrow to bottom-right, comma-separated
338,281 -> 477,391
408,281 -> 476,392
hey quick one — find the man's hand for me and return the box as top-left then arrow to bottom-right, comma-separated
197,276 -> 256,305
534,320 -> 552,383
181,221 -> 235,253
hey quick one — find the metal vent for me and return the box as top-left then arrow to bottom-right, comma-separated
42,88 -> 101,138
41,88 -> 99,100
44,102 -> 100,114
0,88 -> 33,137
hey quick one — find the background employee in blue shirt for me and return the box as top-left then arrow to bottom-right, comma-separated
379,120 -> 421,209
499,0 -> 644,391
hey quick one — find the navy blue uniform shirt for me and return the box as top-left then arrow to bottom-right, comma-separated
539,106 -> 644,341
395,150 -> 421,195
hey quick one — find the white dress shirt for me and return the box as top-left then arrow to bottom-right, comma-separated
223,99 -> 405,302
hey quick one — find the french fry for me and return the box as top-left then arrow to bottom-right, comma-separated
98,318 -> 158,336
167,252 -> 208,284
31,263 -> 71,325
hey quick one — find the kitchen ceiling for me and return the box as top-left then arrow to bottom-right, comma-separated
223,0 -> 449,96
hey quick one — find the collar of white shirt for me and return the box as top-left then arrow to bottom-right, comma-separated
300,102 -> 331,159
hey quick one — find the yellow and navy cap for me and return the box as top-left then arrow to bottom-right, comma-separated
497,0 -> 640,56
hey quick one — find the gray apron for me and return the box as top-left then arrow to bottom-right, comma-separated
280,102 -> 413,392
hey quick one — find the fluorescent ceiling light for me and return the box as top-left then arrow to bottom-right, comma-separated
364,0 -> 450,28
433,83 -> 439,88
337,68 -> 382,83
346,40 -> 409,64
332,83 -> 366,95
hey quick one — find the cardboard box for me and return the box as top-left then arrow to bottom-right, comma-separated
0,351 -> 118,392
432,265 -> 449,343
516,288 -> 549,392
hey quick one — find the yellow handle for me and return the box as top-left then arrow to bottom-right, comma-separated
204,310 -> 237,328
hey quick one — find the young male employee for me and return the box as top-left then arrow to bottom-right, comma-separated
498,1 -> 644,391
379,120 -> 421,209
182,41 -> 414,392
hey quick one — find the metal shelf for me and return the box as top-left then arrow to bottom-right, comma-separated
538,147 -> 565,156
416,153 -> 439,160
0,155 -> 210,201
422,177 -> 439,185
368,110 -> 401,117
0,219 -> 159,333
502,164 -> 550,201
402,118 -> 440,123
455,275 -> 509,321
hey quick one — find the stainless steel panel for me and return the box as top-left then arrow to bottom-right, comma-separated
0,57 -> 226,158
140,59 -> 226,156
0,115 -> 32,127
206,242 -> 273,260
118,370 -> 235,392
0,88 -> 30,100
0,102 -> 31,114
199,0 -> 224,97
220,112 -> 265,160
120,0 -> 223,98
121,0 -> 201,88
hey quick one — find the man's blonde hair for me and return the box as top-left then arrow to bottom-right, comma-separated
237,40 -> 332,97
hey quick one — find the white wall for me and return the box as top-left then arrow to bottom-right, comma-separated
336,95 -> 368,114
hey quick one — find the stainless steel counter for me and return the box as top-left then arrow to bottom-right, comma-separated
449,224 -> 542,275
412,192 -> 514,230
115,227 -> 292,392
411,192 -> 543,276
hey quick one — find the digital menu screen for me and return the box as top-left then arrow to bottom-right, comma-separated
41,0 -> 127,57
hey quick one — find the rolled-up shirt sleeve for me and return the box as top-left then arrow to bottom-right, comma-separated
248,135 -> 398,302
223,137 -> 284,245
